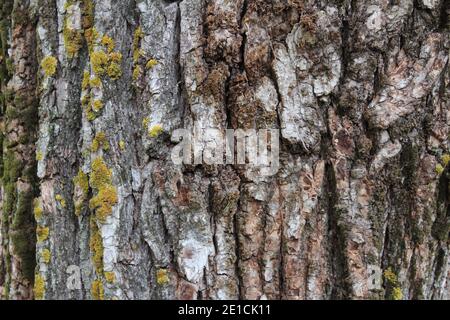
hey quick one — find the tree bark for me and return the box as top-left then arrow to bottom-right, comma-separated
0,0 -> 449,300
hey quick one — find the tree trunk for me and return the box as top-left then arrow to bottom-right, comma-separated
0,0 -> 449,300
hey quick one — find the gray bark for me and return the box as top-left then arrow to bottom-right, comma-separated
0,0 -> 449,300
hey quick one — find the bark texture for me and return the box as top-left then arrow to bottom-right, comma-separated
0,0 -> 449,300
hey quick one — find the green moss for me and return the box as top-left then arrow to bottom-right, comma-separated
40,56 -> 57,77
149,124 -> 163,138
91,279 -> 104,300
34,273 -> 45,300
36,226 -> 49,243
41,248 -> 51,264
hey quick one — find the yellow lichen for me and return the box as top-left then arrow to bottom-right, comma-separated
142,117 -> 149,130
55,194 -> 67,208
89,157 -> 112,190
149,124 -> 163,138
101,35 -> 115,53
89,185 -> 118,223
33,198 -> 44,221
89,217 -> 104,274
107,62 -> 122,80
91,132 -> 110,152
436,164 -> 444,175
34,274 -> 45,300
87,110 -> 97,121
74,170 -> 89,196
133,65 -> 142,81
36,151 -> 43,161
105,271 -> 116,284
89,157 -> 118,223
156,268 -> 169,285
442,154 -> 450,166
90,77 -> 102,88
119,140 -> 125,151
91,50 -> 109,76
36,226 -> 49,243
41,249 -> 51,264
41,56 -> 58,77
384,267 -> 403,300
92,99 -> 103,112
91,280 -> 104,300
109,52 -> 122,63
82,71 -> 90,90
63,25 -> 83,59
146,59 -> 158,69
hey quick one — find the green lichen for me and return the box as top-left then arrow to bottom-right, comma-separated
34,273 -> 45,300
40,56 -> 57,77
36,226 -> 49,243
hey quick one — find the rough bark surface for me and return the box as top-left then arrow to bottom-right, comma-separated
0,0 -> 449,300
